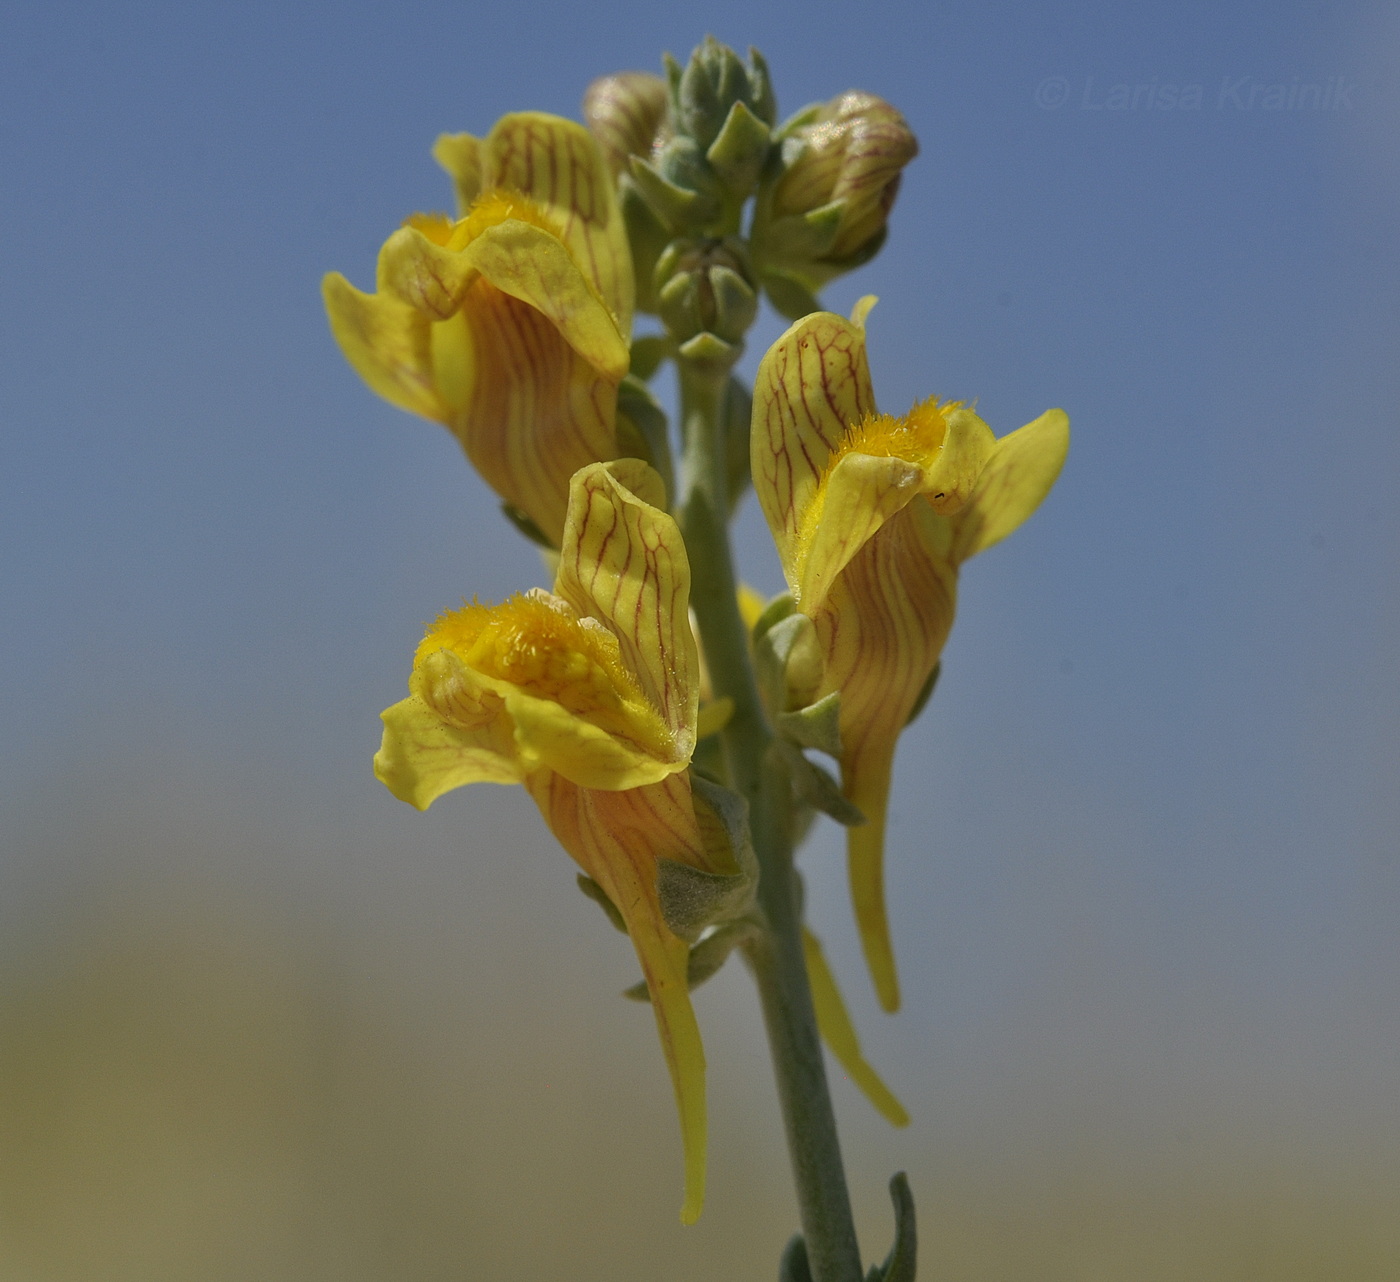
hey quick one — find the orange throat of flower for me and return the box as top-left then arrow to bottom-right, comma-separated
418,592 -> 674,758
403,188 -> 563,252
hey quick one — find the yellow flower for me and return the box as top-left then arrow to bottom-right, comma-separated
375,459 -> 741,1224
323,113 -> 635,546
752,301 -> 1069,1011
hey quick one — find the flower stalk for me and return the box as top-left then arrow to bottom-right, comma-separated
678,345 -> 863,1280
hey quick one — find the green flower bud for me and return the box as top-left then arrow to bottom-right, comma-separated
751,91 -> 917,314
668,36 -> 776,151
582,71 -> 671,177
654,237 -> 758,348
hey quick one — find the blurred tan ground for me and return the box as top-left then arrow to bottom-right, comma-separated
1,759 -> 1397,1282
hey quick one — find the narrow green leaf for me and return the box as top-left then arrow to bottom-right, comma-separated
866,1173 -> 917,1282
779,1234 -> 813,1282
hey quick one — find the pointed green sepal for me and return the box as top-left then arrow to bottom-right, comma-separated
676,331 -> 741,367
619,179 -> 674,313
774,101 -> 824,140
628,155 -> 707,231
773,739 -> 866,827
754,610 -> 822,713
654,774 -> 757,942
690,773 -> 759,889
707,265 -> 759,343
663,50 -> 684,105
705,99 -> 773,198
752,591 -> 796,643
772,201 -> 847,260
622,918 -> 759,1001
777,690 -> 843,758
746,47 -> 776,126
684,919 -> 758,989
658,263 -> 706,337
656,859 -> 754,942
865,1174 -> 917,1282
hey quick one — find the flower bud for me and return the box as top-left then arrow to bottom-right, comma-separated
751,92 -> 917,315
583,71 -> 671,176
670,36 -> 775,151
654,237 -> 758,348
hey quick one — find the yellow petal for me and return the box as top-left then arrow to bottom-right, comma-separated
736,583 -> 767,631
374,691 -> 522,810
332,115 -> 635,546
466,220 -> 629,380
850,294 -> 878,329
480,112 -> 634,339
952,408 -> 1070,562
502,683 -> 678,790
376,223 -> 483,321
814,501 -> 957,1011
796,451 -> 924,611
366,205 -> 628,546
413,590 -> 683,793
526,771 -> 712,1223
922,406 -> 1001,515
433,132 -> 483,212
696,697 -> 734,739
792,404 -> 997,611
555,461 -> 700,759
450,281 -> 621,546
322,272 -> 445,421
802,927 -> 909,1127
751,311 -> 878,587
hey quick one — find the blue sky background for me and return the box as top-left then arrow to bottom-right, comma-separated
2,2 -> 1398,1278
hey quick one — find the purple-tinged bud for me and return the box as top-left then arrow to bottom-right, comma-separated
583,71 -> 672,177
751,91 -> 917,317
773,91 -> 917,259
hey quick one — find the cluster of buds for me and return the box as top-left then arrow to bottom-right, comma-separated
584,37 -> 917,351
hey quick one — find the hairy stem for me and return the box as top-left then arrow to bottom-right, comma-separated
678,353 -> 863,1282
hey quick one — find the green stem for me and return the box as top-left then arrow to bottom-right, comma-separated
678,354 -> 864,1282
